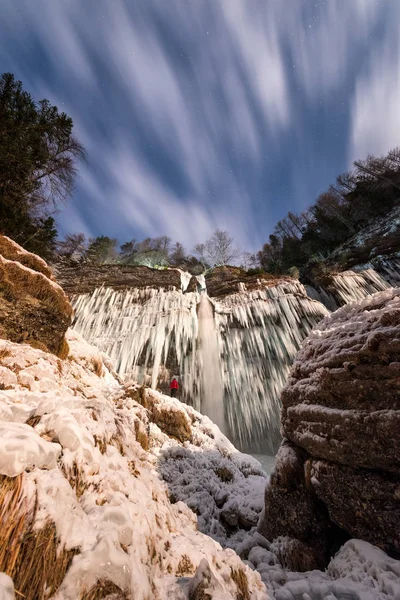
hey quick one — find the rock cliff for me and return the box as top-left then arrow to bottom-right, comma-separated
258,288 -> 400,568
1,245 -> 400,599
205,266 -> 288,298
55,262 -> 182,294
0,236 -> 72,356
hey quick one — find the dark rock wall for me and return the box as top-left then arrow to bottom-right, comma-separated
54,262 -> 182,295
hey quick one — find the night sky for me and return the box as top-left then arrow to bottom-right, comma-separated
1,1 -> 399,252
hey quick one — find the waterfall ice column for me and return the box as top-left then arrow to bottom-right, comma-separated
197,294 -> 225,433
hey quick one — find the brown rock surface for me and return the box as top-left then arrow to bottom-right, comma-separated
55,262 -> 182,295
257,440 -> 332,570
259,289 -> 400,566
310,460 -> 400,555
0,236 -> 53,279
205,266 -> 290,298
0,237 -> 72,356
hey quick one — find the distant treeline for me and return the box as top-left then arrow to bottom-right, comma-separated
56,229 -> 256,272
257,147 -> 400,276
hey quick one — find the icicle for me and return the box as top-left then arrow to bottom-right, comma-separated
71,279 -> 329,453
308,268 -> 390,310
215,281 -> 329,452
178,269 -> 192,292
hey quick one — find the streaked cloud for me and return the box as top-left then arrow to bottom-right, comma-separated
350,24 -> 400,161
0,0 -> 398,250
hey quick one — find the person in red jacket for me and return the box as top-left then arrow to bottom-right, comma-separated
170,377 -> 179,397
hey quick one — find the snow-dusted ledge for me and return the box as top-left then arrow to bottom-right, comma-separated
0,330 -> 399,599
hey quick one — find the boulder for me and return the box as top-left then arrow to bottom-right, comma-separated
0,237 -> 73,356
0,236 -> 53,278
257,440 -> 333,570
259,289 -> 400,567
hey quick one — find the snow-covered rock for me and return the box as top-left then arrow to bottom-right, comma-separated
0,330 -> 267,600
0,326 -> 399,599
259,289 -> 400,566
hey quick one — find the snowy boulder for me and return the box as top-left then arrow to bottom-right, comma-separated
0,422 -> 61,476
281,288 -> 400,471
0,236 -> 72,356
259,289 -> 400,567
0,332 -> 268,600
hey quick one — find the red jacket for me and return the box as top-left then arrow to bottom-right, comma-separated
170,378 -> 179,390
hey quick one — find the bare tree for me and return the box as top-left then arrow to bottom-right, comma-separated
170,242 -> 186,265
314,189 -> 355,232
195,230 -> 242,266
241,251 -> 258,269
56,232 -> 87,258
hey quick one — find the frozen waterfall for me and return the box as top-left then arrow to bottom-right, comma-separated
71,278 -> 328,453
71,266 -> 392,452
197,294 -> 225,433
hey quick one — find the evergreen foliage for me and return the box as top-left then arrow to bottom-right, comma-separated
0,72 -> 84,258
86,236 -> 118,264
257,148 -> 400,276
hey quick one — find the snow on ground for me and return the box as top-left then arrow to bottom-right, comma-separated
0,330 -> 399,599
0,330 -> 267,599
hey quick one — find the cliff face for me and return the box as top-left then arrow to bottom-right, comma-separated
0,236 -> 72,356
1,244 -> 400,600
304,206 -> 400,303
54,262 -> 183,294
326,205 -> 400,278
205,266 -> 289,298
258,288 -> 400,568
55,257 -> 397,453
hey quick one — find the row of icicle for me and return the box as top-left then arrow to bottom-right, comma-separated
71,267 -> 390,452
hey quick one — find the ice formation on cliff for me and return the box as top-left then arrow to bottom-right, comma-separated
72,279 -> 329,452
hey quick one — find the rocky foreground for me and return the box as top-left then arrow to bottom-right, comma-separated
0,237 -> 399,599
1,330 -> 400,600
259,288 -> 400,569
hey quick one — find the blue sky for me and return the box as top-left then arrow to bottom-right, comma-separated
1,0 -> 399,252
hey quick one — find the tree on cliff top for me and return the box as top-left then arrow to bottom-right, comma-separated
194,229 -> 242,267
0,72 -> 85,257
86,236 -> 118,264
